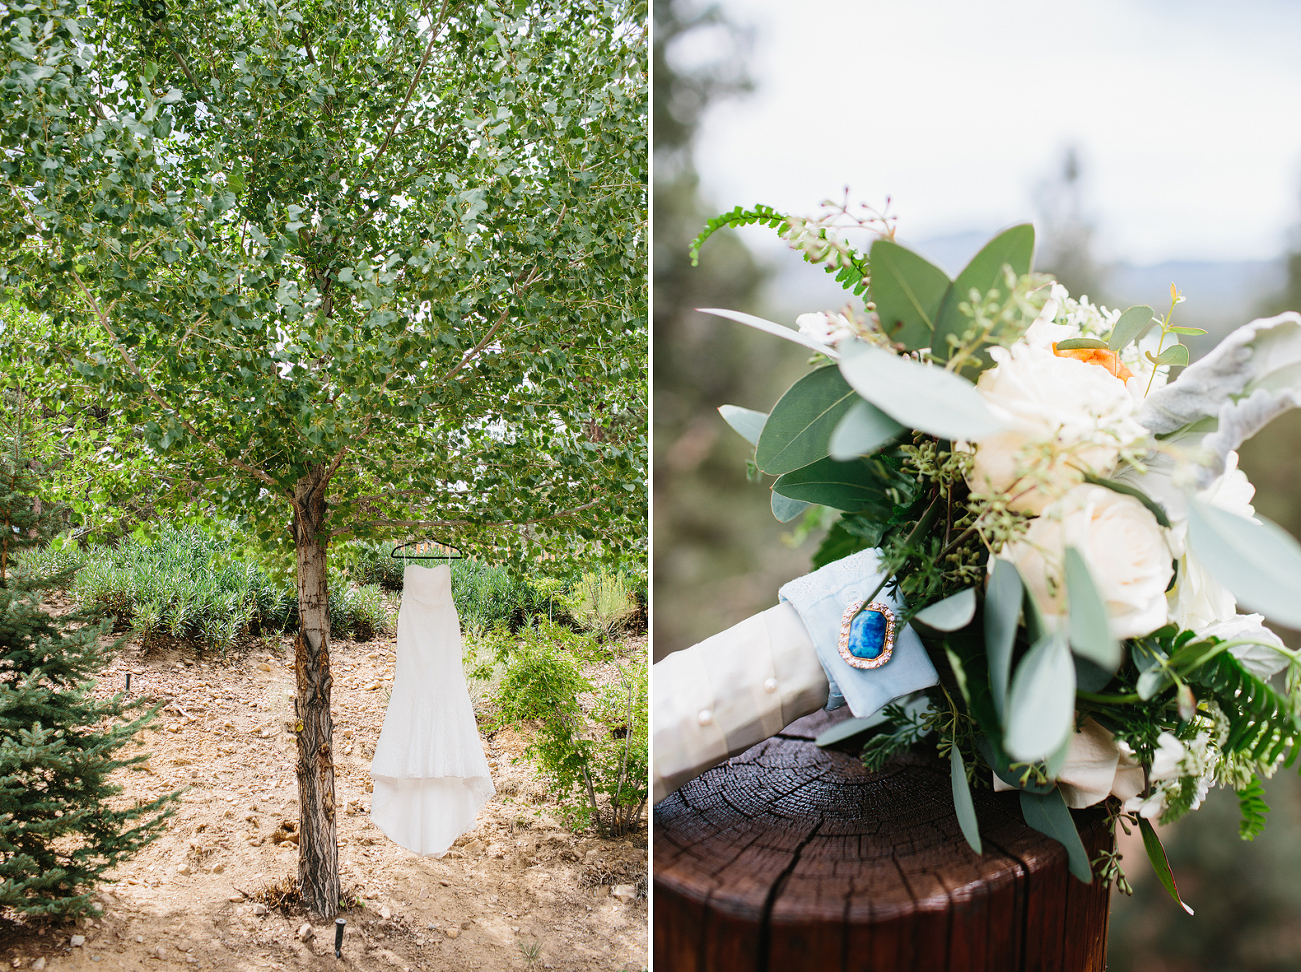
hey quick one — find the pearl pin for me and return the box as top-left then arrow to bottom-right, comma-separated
763,678 -> 778,693
697,709 -> 713,726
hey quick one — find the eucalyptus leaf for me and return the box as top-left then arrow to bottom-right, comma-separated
913,587 -> 976,632
1045,733 -> 1073,778
951,746 -> 983,855
1020,788 -> 1093,884
837,340 -> 1005,441
945,646 -> 971,704
1187,499 -> 1301,629
1004,632 -> 1075,762
1108,305 -> 1155,352
1073,656 -> 1113,693
932,224 -> 1035,364
1082,474 -> 1172,528
1137,666 -> 1172,701
1054,338 -> 1109,351
771,492 -> 810,523
1151,344 -> 1189,367
868,238 -> 951,351
1139,818 -> 1195,914
1160,346 -> 1191,369
717,405 -> 767,447
1168,326 -> 1208,336
771,456 -> 899,513
984,559 -> 1023,723
815,714 -> 888,748
698,308 -> 838,359
756,366 -> 858,475
828,399 -> 905,461
1064,547 -> 1120,671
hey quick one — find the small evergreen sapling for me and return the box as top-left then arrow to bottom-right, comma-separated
0,459 -> 176,917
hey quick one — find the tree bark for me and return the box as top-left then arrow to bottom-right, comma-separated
292,472 -> 340,918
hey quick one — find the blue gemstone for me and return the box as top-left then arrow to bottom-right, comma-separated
848,608 -> 888,660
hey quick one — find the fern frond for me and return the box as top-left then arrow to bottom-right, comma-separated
688,204 -> 787,266
1188,652 -> 1299,761
1237,775 -> 1270,841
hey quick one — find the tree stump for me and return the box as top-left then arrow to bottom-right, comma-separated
654,708 -> 1114,972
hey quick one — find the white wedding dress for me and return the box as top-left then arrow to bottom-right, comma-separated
369,564 -> 495,855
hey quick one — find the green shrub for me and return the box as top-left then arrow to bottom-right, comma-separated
67,525 -> 388,656
13,535 -> 87,585
489,628 -> 647,837
327,569 -> 393,641
349,541 -> 566,634
562,568 -> 638,643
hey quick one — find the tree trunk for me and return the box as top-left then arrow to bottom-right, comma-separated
292,473 -> 340,918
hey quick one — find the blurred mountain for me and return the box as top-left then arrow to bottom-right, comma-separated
758,235 -> 1287,356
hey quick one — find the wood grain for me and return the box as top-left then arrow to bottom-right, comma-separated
654,709 -> 1112,971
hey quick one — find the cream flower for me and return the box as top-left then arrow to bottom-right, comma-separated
796,311 -> 856,346
999,484 -> 1173,639
1165,451 -> 1256,630
1197,613 -> 1289,680
1124,730 -> 1215,821
968,342 -> 1148,514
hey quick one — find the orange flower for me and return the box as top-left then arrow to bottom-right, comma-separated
1051,343 -> 1134,382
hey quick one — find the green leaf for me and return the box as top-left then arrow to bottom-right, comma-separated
1139,818 -> 1195,914
815,714 -> 888,748
698,308 -> 837,358
984,559 -> 1023,724
1147,344 -> 1189,367
771,492 -> 810,523
1054,338 -> 1109,351
1082,475 -> 1172,528
1108,305 -> 1155,352
1168,326 -> 1208,336
756,366 -> 857,475
837,340 -> 1005,441
868,239 -> 951,351
1064,547 -> 1120,672
932,224 -> 1035,363
772,456 -> 905,514
1187,499 -> 1301,629
1004,632 -> 1075,762
913,588 -> 976,632
1020,788 -> 1094,884
827,399 -> 905,461
951,746 -> 983,855
945,646 -> 971,703
717,405 -> 767,447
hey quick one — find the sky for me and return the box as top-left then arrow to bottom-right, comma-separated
676,0 -> 1301,266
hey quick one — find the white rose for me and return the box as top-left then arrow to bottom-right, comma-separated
999,484 -> 1173,639
968,342 -> 1148,514
1197,613 -> 1289,680
1164,451 -> 1256,630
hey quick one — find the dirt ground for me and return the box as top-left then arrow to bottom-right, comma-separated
1,610 -> 648,972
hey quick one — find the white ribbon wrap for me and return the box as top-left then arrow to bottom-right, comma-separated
651,602 -> 828,805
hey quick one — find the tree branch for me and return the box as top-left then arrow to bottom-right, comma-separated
444,266 -> 542,381
69,271 -> 280,490
332,498 -> 607,538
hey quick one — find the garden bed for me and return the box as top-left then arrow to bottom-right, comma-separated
0,597 -> 647,972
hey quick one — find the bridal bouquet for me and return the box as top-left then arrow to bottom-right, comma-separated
693,202 -> 1301,913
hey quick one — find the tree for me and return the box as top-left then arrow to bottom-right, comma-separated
2,0 -> 646,916
0,432 -> 174,918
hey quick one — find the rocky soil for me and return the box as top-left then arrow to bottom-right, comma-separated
0,615 -> 648,972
